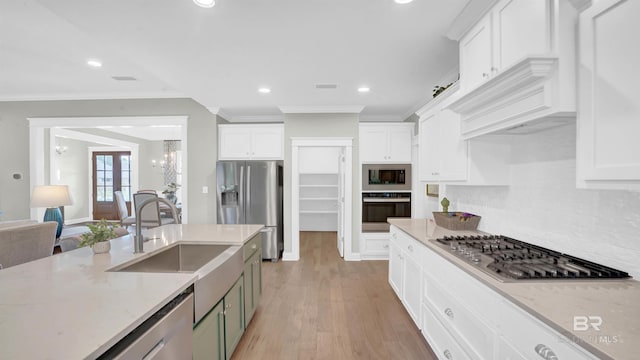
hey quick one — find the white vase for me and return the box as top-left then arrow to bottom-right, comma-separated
92,241 -> 111,254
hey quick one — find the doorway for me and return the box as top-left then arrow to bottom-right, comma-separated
28,116 -> 188,223
92,151 -> 131,220
289,138 -> 353,261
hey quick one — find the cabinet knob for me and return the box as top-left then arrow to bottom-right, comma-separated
534,344 -> 558,360
408,245 -> 414,252
443,349 -> 453,359
444,307 -> 454,319
482,72 -> 489,78
383,244 -> 389,249
491,66 -> 498,73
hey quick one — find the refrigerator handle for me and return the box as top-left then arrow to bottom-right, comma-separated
246,165 -> 251,214
239,165 -> 245,219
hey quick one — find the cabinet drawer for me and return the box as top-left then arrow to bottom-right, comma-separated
243,234 -> 261,262
361,232 -> 390,256
424,274 -> 495,359
390,227 -> 423,263
499,300 -> 597,360
422,304 -> 471,360
422,245 -> 501,322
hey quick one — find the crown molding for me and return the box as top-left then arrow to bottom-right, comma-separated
278,105 -> 365,114
230,115 -> 284,123
0,92 -> 185,102
445,0 -> 498,41
358,114 -> 403,122
568,0 -> 592,12
27,116 -> 188,128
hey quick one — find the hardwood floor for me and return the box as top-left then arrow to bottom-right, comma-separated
232,231 -> 436,360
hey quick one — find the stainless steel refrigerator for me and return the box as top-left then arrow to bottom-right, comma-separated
216,160 -> 283,261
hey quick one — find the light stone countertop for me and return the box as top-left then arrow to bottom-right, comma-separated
0,223 -> 264,360
388,218 -> 640,360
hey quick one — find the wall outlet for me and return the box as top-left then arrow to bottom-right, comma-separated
202,186 -> 209,194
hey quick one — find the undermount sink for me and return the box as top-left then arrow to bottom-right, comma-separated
110,244 -> 232,273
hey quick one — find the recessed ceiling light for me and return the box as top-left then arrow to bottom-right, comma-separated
193,0 -> 215,8
86,59 -> 102,68
358,87 -> 371,93
394,0 -> 413,4
258,87 -> 271,94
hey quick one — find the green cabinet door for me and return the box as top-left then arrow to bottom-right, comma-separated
193,300 -> 225,360
224,275 -> 244,360
244,251 -> 262,327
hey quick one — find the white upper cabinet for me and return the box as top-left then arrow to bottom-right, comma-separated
451,0 -> 579,139
460,0 -> 551,92
218,124 -> 284,160
417,84 -> 510,185
577,0 -> 640,190
459,16 -> 493,92
359,123 -> 413,163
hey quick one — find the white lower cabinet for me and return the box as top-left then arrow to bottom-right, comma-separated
388,237 -> 403,297
388,227 -> 424,328
424,274 -> 495,360
498,300 -> 597,360
389,225 -> 599,360
496,336 -> 527,360
360,232 -> 390,260
422,304 -> 470,360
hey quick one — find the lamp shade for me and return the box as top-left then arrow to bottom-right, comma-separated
31,185 -> 73,208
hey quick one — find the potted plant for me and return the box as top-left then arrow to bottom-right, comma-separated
162,182 -> 180,204
78,219 -> 117,254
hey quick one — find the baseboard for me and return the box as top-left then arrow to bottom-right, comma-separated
360,254 -> 389,261
344,252 -> 361,261
282,252 -> 299,261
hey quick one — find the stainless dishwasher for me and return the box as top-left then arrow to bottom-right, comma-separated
97,290 -> 194,360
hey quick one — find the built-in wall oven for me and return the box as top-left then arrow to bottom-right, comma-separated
362,192 -> 411,232
362,164 -> 412,232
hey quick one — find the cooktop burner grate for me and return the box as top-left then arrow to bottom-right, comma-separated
434,235 -> 631,281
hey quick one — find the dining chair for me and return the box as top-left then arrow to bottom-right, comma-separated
136,189 -> 157,194
133,193 -> 176,229
115,191 -> 136,228
0,221 -> 57,269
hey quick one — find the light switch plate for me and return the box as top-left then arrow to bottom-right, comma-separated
202,186 -> 209,194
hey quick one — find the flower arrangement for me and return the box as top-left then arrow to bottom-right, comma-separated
78,219 -> 117,248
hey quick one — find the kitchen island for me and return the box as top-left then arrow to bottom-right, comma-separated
0,224 -> 263,359
388,218 -> 640,360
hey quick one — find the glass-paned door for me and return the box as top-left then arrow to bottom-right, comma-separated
92,151 -> 131,220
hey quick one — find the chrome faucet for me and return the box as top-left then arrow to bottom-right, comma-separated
134,197 -> 181,254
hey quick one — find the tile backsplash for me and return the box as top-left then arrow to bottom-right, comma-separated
443,123 -> 640,279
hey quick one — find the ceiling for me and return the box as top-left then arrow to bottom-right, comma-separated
1,0 -> 478,122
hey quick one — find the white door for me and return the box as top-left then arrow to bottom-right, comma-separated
337,148 -> 345,258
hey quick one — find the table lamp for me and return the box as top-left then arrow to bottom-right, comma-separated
31,185 -> 73,238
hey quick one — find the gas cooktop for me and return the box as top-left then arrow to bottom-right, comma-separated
434,235 -> 631,282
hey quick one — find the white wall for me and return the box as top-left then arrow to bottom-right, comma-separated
55,137 -> 101,221
442,124 -> 640,278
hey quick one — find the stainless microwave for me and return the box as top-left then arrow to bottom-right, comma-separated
362,164 -> 411,191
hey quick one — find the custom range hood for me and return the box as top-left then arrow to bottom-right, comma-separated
447,0 -> 580,139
